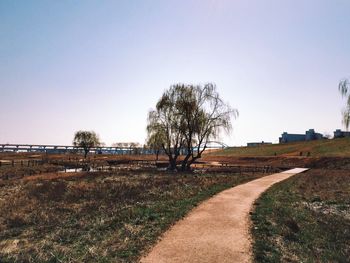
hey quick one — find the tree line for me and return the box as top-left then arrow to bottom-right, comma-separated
73,77 -> 350,170
73,83 -> 238,171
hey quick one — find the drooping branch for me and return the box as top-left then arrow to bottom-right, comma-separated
146,83 -> 238,171
339,78 -> 350,130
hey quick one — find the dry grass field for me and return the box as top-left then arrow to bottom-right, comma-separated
210,137 -> 350,157
0,168 -> 264,262
204,139 -> 350,262
252,169 -> 350,262
1,138 -> 350,262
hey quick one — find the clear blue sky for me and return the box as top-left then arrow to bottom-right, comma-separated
1,0 -> 350,146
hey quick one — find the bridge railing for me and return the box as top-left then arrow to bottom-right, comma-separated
0,144 -> 227,155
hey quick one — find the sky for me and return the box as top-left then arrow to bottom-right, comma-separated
1,0 -> 350,146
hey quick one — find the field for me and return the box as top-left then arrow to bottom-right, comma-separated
0,166 -> 265,262
0,152 -> 283,180
210,139 -> 350,261
1,138 -> 350,262
252,169 -> 350,262
212,137 -> 350,157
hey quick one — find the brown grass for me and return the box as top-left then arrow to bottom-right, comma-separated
0,170 -> 264,262
252,169 -> 350,262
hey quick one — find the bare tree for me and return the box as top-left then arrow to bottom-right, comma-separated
147,83 -> 238,171
112,142 -> 123,148
129,142 -> 141,154
73,130 -> 100,158
339,79 -> 350,129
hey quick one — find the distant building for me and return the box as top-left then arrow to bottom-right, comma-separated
247,141 -> 272,147
334,129 -> 350,138
279,129 -> 324,143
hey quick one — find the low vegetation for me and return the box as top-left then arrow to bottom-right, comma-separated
212,137 -> 350,157
0,163 -> 63,180
252,169 -> 350,262
0,170 -> 263,262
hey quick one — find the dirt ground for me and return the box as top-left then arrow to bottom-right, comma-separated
202,155 -> 350,169
1,151 -> 349,183
1,152 -> 348,262
1,151 -> 350,168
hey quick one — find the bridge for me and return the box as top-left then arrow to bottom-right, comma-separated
195,141 -> 229,149
0,144 -> 149,155
0,142 -> 229,155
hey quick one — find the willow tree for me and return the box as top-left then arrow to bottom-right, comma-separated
147,88 -> 185,170
339,79 -> 350,129
147,83 -> 238,171
73,130 -> 100,158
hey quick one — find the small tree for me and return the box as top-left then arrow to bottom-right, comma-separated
339,79 -> 350,129
73,130 -> 100,158
147,83 -> 238,171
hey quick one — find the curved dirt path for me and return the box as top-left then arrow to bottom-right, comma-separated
141,168 -> 308,263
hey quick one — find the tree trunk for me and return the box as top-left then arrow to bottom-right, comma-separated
168,157 -> 177,171
186,156 -> 200,171
181,153 -> 192,171
84,148 -> 88,158
156,150 -> 159,162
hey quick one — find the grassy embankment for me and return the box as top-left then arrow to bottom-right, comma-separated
251,169 -> 350,262
0,170 -> 264,262
212,137 -> 350,157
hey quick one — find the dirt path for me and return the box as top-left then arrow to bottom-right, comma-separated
141,168 -> 308,263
